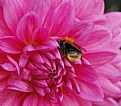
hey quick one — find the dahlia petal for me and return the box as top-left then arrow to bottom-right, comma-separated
59,60 -> 65,69
93,98 -> 119,106
79,81 -> 104,101
22,68 -> 31,81
105,12 -> 121,30
56,82 -> 64,88
0,36 -> 25,54
23,94 -> 39,106
31,70 -> 48,80
45,53 -> 56,59
36,45 -> 50,51
36,39 -> 59,51
7,55 -> 20,75
31,53 -> 44,64
0,52 -> 8,64
84,13 -> 121,49
52,49 -> 61,60
0,90 -> 24,106
64,77 -> 73,90
0,5 -> 12,36
89,0 -> 104,15
83,52 -> 117,67
76,64 -> 98,82
75,0 -> 104,19
19,52 -> 31,68
17,11 -> 40,44
0,79 -> 7,91
35,87 -> 45,96
98,64 -> 121,81
3,0 -> 27,34
23,45 -> 36,52
33,27 -> 48,44
57,66 -> 63,76
27,0 -> 56,25
47,92 -> 57,102
57,88 -> 63,102
38,98 -> 51,106
33,80 -> 48,87
43,38 -> 59,49
69,22 -> 94,42
66,71 -> 77,78
60,94 -> 81,106
64,59 -> 73,67
6,80 -> 33,92
44,2 -> 75,36
81,26 -> 112,50
71,79 -> 81,94
81,58 -> 91,65
98,76 -> 121,96
0,70 -> 9,79
105,12 -> 121,48
83,15 -> 106,25
34,64 -> 48,73
41,54 -> 51,67
0,0 -> 4,6
77,99 -> 92,106
1,62 -> 16,72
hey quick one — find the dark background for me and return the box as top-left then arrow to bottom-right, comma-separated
105,0 -> 121,12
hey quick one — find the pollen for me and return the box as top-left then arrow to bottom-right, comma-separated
61,37 -> 75,43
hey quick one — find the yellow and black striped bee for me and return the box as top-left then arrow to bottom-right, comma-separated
57,39 -> 82,62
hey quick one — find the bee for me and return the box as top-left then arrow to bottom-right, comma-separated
57,40 -> 82,62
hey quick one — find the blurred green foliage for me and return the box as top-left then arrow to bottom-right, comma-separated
104,0 -> 121,12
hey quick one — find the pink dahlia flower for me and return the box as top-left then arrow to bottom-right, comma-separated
0,0 -> 121,106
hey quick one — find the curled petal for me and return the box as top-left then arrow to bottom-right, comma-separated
1,62 -> 16,72
31,53 -> 44,64
19,52 -> 31,68
36,39 -> 59,51
6,80 -> 33,92
33,27 -> 49,44
7,55 -> 20,75
23,45 -> 36,52
35,87 -> 45,96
